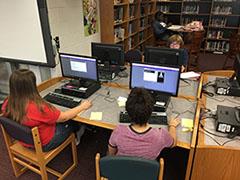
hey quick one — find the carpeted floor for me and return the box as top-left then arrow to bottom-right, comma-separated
0,53 -> 233,180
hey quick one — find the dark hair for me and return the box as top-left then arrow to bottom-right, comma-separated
155,11 -> 164,21
126,88 -> 154,126
5,69 -> 54,123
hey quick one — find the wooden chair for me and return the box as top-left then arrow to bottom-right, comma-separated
95,153 -> 164,180
184,30 -> 205,71
222,33 -> 240,69
0,116 -> 78,180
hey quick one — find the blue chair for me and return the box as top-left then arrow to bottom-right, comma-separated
95,153 -> 164,180
0,116 -> 78,180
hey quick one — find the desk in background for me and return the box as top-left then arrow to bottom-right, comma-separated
191,70 -> 240,180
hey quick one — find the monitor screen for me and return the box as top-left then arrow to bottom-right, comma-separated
130,62 -> 180,96
59,53 -> 98,81
144,46 -> 185,66
91,42 -> 124,66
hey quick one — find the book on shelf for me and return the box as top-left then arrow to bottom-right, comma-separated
114,27 -> 125,42
129,5 -> 135,19
140,18 -> 146,28
114,7 -> 124,23
129,23 -> 133,34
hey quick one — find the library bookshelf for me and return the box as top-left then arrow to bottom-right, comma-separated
99,0 -> 157,52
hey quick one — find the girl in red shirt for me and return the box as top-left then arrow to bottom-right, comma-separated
1,69 -> 91,151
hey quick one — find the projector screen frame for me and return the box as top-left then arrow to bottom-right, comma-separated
0,0 -> 56,67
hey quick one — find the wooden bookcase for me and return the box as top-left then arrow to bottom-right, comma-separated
156,0 -> 240,54
99,0 -> 157,52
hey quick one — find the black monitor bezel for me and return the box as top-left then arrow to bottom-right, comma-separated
91,42 -> 125,66
59,52 -> 99,82
234,54 -> 240,85
130,62 -> 181,97
144,46 -> 185,67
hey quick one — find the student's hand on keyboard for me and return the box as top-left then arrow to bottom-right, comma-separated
169,118 -> 180,128
80,100 -> 92,110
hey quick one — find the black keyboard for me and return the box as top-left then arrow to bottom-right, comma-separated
119,111 -> 168,125
44,92 -> 81,108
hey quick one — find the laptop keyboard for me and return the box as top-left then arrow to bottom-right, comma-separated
119,111 -> 168,125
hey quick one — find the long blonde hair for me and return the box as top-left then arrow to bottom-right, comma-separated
5,69 -> 53,123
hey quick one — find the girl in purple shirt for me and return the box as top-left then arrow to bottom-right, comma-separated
108,88 -> 180,160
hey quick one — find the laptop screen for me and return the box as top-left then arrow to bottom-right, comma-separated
59,53 -> 98,81
130,63 -> 180,96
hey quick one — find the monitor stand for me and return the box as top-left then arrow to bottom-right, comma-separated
69,79 -> 93,88
149,91 -> 170,112
61,78 -> 101,99
98,61 -> 120,80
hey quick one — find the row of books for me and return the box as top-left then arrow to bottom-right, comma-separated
206,41 -> 229,52
158,5 -> 170,13
212,6 -> 232,15
210,18 -> 227,27
208,30 -> 224,39
182,5 -> 199,14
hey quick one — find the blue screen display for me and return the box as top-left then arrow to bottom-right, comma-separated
131,63 -> 180,96
60,54 -> 98,81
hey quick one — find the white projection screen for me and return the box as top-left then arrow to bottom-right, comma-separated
0,0 -> 55,67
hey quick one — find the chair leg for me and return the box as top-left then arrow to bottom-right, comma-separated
71,136 -> 78,167
39,165 -> 48,180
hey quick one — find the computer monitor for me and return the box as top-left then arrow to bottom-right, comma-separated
59,53 -> 98,81
130,62 -> 180,96
91,42 -> 125,66
144,46 -> 185,66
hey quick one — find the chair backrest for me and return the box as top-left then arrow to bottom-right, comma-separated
124,49 -> 142,63
189,31 -> 205,54
0,116 -> 34,145
99,155 -> 161,180
228,33 -> 240,57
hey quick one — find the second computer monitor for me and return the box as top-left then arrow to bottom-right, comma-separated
130,62 -> 180,96
234,54 -> 240,85
91,42 -> 124,66
59,53 -> 98,81
144,46 -> 184,66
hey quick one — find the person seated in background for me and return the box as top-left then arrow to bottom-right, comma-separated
167,34 -> 189,72
153,11 -> 176,41
108,88 -> 180,160
1,69 -> 92,152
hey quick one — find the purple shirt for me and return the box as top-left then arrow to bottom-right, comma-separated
109,125 -> 173,160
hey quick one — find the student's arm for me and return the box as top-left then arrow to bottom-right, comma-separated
168,119 -> 180,147
57,100 -> 92,122
107,145 -> 117,156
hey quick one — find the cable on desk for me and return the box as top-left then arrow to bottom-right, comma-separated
202,80 -> 216,89
199,122 -> 227,138
202,89 -> 214,97
180,79 -> 191,86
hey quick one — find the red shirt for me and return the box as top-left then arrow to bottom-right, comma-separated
1,100 -> 60,147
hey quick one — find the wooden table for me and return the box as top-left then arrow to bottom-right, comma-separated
190,70 -> 240,180
37,74 -> 203,180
